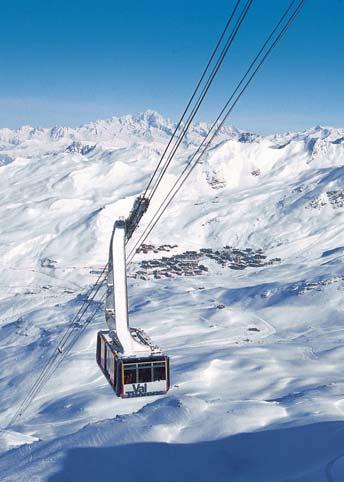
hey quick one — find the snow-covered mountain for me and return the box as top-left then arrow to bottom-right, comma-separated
0,111 -> 343,481
0,110 -> 243,145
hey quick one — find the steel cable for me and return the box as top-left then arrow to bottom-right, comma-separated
147,0 -> 254,202
7,267 -> 107,427
127,0 -> 305,263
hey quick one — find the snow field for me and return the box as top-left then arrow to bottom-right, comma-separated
0,111 -> 343,481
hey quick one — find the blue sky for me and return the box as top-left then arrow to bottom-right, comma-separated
0,0 -> 343,133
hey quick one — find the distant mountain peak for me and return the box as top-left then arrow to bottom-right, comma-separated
133,109 -> 166,126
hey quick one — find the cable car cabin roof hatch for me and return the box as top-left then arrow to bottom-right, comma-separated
97,212 -> 170,398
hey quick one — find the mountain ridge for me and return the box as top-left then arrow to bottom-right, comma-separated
1,109 -> 343,146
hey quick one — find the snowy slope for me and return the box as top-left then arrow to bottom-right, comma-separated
0,111 -> 343,481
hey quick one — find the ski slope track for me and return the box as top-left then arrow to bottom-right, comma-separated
0,110 -> 343,481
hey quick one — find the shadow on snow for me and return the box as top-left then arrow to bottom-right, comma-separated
49,421 -> 344,482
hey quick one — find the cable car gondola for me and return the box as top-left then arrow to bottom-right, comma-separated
97,330 -> 170,397
97,214 -> 170,398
